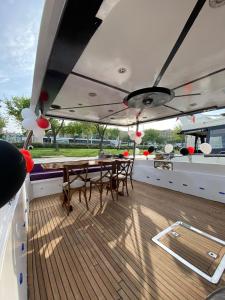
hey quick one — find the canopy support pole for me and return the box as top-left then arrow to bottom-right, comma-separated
23,130 -> 33,149
133,122 -> 139,159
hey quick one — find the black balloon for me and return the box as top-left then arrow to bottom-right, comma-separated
148,146 -> 155,153
180,147 -> 189,156
0,140 -> 26,208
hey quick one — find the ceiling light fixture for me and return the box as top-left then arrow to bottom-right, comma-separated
118,67 -> 127,74
88,92 -> 97,97
51,104 -> 61,109
124,87 -> 175,109
209,0 -> 225,8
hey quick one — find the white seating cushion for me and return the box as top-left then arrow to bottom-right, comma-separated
63,179 -> 85,189
90,176 -> 110,183
112,174 -> 126,179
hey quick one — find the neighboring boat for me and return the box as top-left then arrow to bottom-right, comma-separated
1,0 -> 225,299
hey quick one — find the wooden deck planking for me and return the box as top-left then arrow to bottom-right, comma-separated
28,181 -> 225,299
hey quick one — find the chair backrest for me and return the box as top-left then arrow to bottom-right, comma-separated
116,159 -> 131,177
63,163 -> 89,187
96,160 -> 115,184
128,158 -> 134,176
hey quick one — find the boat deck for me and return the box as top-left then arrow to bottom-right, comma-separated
27,181 -> 225,299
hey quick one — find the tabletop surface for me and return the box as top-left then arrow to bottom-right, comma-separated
41,159 -> 125,170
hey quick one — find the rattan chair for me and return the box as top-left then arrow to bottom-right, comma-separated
89,161 -> 115,208
63,163 -> 89,214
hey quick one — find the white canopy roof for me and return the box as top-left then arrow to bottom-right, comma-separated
31,0 -> 225,126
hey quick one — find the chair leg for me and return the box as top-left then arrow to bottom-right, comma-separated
122,180 -> 125,195
89,183 -> 92,201
83,189 -> 89,210
110,181 -> 114,201
125,179 -> 129,196
99,186 -> 103,208
130,175 -> 134,189
116,180 -> 119,200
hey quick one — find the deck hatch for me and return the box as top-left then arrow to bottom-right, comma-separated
152,221 -> 225,283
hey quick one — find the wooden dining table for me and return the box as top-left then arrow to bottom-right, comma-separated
41,159 -> 124,211
41,159 -> 116,179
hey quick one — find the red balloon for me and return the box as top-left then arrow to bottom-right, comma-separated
26,158 -> 34,173
143,150 -> 149,156
19,150 -> 34,173
136,131 -> 142,137
20,149 -> 32,158
123,151 -> 129,157
187,146 -> 195,155
39,91 -> 48,102
37,116 -> 49,129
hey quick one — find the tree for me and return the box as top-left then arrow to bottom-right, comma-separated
105,128 -> 119,140
46,118 -> 65,149
0,116 -> 6,136
81,122 -> 95,142
64,122 -> 82,139
95,124 -> 107,153
171,125 -> 185,143
119,131 -> 129,143
4,96 -> 30,130
142,129 -> 162,144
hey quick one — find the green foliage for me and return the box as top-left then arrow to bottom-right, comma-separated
29,148 -> 123,158
4,96 -> 30,125
171,125 -> 185,143
47,119 -> 64,136
0,116 -> 6,136
118,131 -> 129,142
94,124 -> 107,152
105,128 -> 119,140
12,142 -> 135,149
81,122 -> 96,138
142,129 -> 162,144
64,121 -> 82,137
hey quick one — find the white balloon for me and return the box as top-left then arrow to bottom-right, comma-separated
21,108 -> 36,119
135,148 -> 140,155
199,143 -> 212,155
33,127 -> 45,138
135,136 -> 142,145
22,118 -> 37,130
129,132 -> 135,140
164,144 -> 173,154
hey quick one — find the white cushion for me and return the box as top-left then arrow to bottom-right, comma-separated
112,174 -> 126,179
117,174 -> 126,179
63,179 -> 85,189
90,176 -> 110,183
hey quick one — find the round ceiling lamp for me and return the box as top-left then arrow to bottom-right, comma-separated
123,87 -> 175,109
209,0 -> 225,8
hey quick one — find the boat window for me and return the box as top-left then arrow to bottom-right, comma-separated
209,128 -> 225,149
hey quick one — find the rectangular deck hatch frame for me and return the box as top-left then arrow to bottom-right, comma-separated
152,221 -> 225,283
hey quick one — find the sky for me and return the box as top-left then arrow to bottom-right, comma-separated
0,0 -> 44,131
